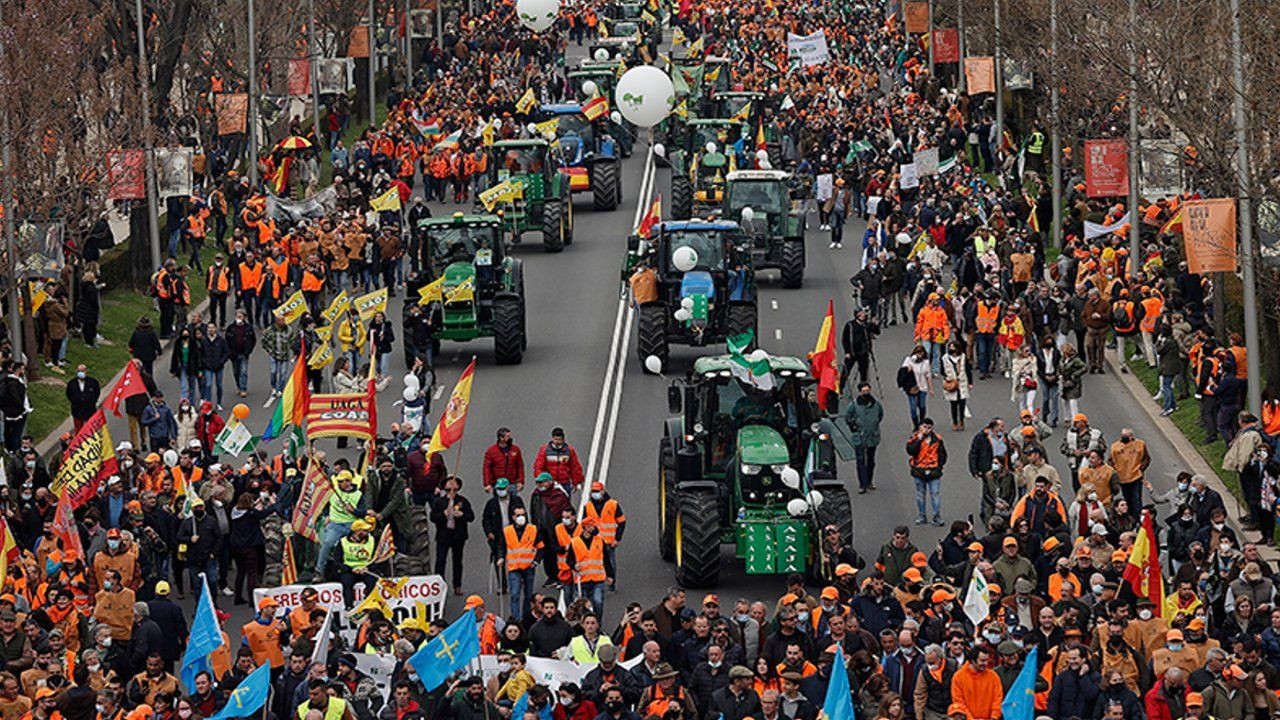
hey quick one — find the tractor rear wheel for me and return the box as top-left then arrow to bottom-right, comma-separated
727,304 -> 757,344
563,195 -> 574,245
658,439 -> 676,561
636,304 -> 669,372
674,491 -> 721,588
672,175 -> 693,219
780,238 -> 805,288
542,201 -> 565,253
816,486 -> 853,547
592,162 -> 621,211
493,298 -> 525,364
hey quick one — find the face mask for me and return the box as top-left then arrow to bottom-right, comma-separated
497,662 -> 512,673
735,613 -> 749,623
87,664 -> 100,674
178,711 -> 192,719
25,461 -> 34,469
983,631 -> 1002,643
1092,584 -> 1104,595
1178,482 -> 1189,492
1058,568 -> 1070,577
514,516 -> 527,526
1138,609 -> 1153,620
101,637 -> 112,648
559,697 -> 572,707
708,661 -> 722,669
562,518 -> 573,527
108,539 -> 120,551
1088,493 -> 1098,502
1220,542 -> 1232,554
103,581 -> 113,591
1181,513 -> 1193,522
496,489 -> 508,498
1214,522 -> 1226,531
77,372 -> 86,379
1167,643 -> 1183,652
1121,436 -> 1132,443
20,492 -> 31,501
943,601 -> 954,612
605,702 -> 623,713
1012,640 -> 1024,649
96,706 -> 105,715
591,492 -> 603,501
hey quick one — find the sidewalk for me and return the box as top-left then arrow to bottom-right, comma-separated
1104,352 -> 1280,564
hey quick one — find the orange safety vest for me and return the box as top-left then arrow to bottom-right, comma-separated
975,302 -> 999,334
583,499 -> 624,545
1113,301 -> 1137,334
503,524 -> 540,570
1139,297 -> 1162,333
302,268 -> 325,292
1263,401 -> 1280,436
187,214 -> 206,238
555,524 -> 580,582
479,614 -> 499,654
207,265 -> 231,294
266,257 -> 290,284
644,685 -> 686,718
241,619 -> 285,668
1232,346 -> 1248,380
154,269 -> 172,299
171,466 -> 202,497
910,436 -> 942,469
239,262 -> 263,293
570,534 -> 607,583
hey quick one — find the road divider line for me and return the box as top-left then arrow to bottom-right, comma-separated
584,144 -> 657,503
775,329 -> 783,340
771,299 -> 779,311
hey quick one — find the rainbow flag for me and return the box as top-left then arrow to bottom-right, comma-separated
262,343 -> 310,442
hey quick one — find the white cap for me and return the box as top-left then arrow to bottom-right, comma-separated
1091,523 -> 1107,536
116,441 -> 134,452
106,476 -> 121,486
209,464 -> 224,475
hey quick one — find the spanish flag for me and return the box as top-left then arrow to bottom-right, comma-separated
638,194 -> 661,238
427,359 -> 476,457
1123,510 -> 1165,616
755,121 -> 767,152
1160,208 -> 1183,235
809,299 -> 839,411
0,517 -> 19,591
582,95 -> 610,121
516,87 -> 538,114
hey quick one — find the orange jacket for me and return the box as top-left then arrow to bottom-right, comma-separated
950,663 -> 1003,720
914,305 -> 950,344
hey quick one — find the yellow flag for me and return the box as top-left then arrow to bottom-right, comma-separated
479,179 -> 524,211
516,87 -> 538,114
673,27 -> 686,46
369,187 -> 402,212
445,277 -> 475,303
534,118 -> 560,139
687,37 -> 704,56
273,290 -> 308,324
321,290 -> 350,324
482,124 -> 496,147
351,586 -> 392,619
730,101 -> 753,123
354,286 -> 388,321
308,342 -> 333,369
418,276 -> 445,305
672,100 -> 688,118
705,65 -> 720,84
314,325 -> 333,343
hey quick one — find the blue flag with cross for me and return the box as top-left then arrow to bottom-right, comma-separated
1001,645 -> 1039,720
205,663 -> 271,720
822,645 -> 856,720
180,575 -> 225,693
407,612 -> 480,692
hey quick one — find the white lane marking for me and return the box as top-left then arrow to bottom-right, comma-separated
775,329 -> 783,340
584,144 -> 656,507
433,385 -> 445,400
771,299 -> 778,311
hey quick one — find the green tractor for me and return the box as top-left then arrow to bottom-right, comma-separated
658,354 -> 851,587
668,119 -> 747,219
419,213 -> 527,364
479,139 -> 573,252
723,170 -> 806,288
626,220 -> 757,371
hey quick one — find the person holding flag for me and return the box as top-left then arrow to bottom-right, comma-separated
313,469 -> 366,582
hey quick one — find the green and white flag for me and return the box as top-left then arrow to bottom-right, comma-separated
727,331 -> 774,390
214,418 -> 259,457
963,569 -> 990,625
938,154 -> 957,174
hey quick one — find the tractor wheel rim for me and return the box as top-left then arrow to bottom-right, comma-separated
674,509 -> 682,566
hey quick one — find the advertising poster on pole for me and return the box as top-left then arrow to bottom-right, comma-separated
1084,139 -> 1129,198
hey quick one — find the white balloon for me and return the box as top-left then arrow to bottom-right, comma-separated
780,466 -> 801,489
515,0 -> 558,32
680,296 -> 694,310
671,246 -> 698,272
582,80 -> 599,98
610,110 -> 623,124
807,490 -> 825,508
594,48 -> 610,62
705,141 -> 717,154
895,232 -> 912,245
755,148 -> 769,161
527,122 -> 538,135
758,158 -> 772,170
402,387 -> 418,402
653,142 -> 666,158
163,450 -> 179,467
644,355 -> 663,374
674,308 -> 692,322
786,498 -> 810,516
403,373 -> 420,389
748,348 -> 769,362
614,66 -> 676,128
740,206 -> 755,223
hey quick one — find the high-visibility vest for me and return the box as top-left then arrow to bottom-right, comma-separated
297,698 -> 347,720
910,436 -> 942,470
1027,131 -> 1045,155
241,619 -> 285,668
555,524 -> 579,582
503,524 -> 540,570
207,265 -> 231,293
239,262 -> 263,293
340,535 -> 374,569
479,614 -> 499,654
570,534 -> 607,583
1113,301 -> 1137,334
155,269 -> 172,299
187,214 -> 206,238
644,685 -> 686,719
267,257 -> 290,284
583,499 -> 624,545
302,268 -> 325,292
1139,297 -> 1162,333
328,487 -> 362,524
975,302 -> 999,334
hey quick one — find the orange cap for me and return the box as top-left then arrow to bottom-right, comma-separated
835,563 -> 856,577
1111,550 -> 1127,562
820,587 -> 839,600
1073,413 -> 1088,423
257,597 -> 279,612
1185,692 -> 1204,708
902,568 -> 923,583
968,542 -> 985,552
911,552 -> 928,568
464,595 -> 484,610
590,482 -> 604,491
931,589 -> 956,603
703,594 -> 720,606
1076,545 -> 1092,558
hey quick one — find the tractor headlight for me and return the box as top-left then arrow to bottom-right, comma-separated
684,434 -> 695,443
746,491 -> 757,501
770,464 -> 789,474
779,369 -> 793,377
819,433 -> 830,441
740,463 -> 762,476
692,422 -> 705,434
810,422 -> 821,434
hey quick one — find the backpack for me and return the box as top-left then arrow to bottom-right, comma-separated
1110,304 -> 1132,328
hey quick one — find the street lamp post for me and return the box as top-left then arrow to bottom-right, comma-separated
1049,0 -> 1062,248
248,0 -> 259,187
134,0 -> 162,268
1229,0 -> 1260,412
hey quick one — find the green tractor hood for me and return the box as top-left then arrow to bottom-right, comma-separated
737,425 -> 790,466
442,262 -> 478,330
443,262 -> 476,293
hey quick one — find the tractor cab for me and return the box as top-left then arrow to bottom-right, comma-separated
567,66 -> 620,103
484,140 -> 554,201
424,214 -> 505,283
479,139 -> 573,252
703,56 -> 733,95
604,2 -> 644,21
710,90 -> 765,124
588,35 -> 640,65
536,104 -> 624,208
669,120 -> 748,218
723,169 -> 806,288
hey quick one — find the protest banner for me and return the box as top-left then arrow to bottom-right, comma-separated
899,163 -> 919,189
267,186 -> 338,223
933,28 -> 959,63
51,409 -> 117,508
254,575 -> 449,642
155,148 -> 193,199
305,391 -> 375,440
106,150 -> 146,201
288,59 -> 311,96
1139,140 -> 1184,200
273,290 -> 308,324
317,60 -> 348,95
290,462 -> 331,542
1084,139 -> 1129,198
964,57 -> 995,95
1183,199 -> 1238,274
913,148 -> 939,177
215,94 -> 248,135
786,31 -> 830,67
904,2 -> 929,33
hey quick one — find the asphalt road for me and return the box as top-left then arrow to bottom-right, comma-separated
96,57 -> 1195,631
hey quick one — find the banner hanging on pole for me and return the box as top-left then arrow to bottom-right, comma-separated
1183,199 -> 1238,274
1084,139 -> 1129,198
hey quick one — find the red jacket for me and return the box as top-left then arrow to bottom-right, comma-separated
1144,680 -> 1187,720
534,442 -> 585,488
482,443 -> 526,489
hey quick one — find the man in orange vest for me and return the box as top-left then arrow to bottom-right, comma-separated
906,418 -> 948,526
502,506 -> 541,623
241,597 -> 285,669
569,519 -> 609,618
236,251 -> 264,327
582,482 -> 626,592
1139,288 -> 1163,369
464,595 -> 503,655
205,254 -> 232,326
973,292 -> 1001,379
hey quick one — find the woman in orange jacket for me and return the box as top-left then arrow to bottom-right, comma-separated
913,292 -> 951,375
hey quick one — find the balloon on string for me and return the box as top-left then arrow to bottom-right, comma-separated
644,355 -> 664,374
515,0 -> 558,32
614,66 -> 676,128
232,403 -> 250,420
671,246 -> 698,272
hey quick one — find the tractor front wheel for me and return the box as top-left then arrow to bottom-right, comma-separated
636,304 -> 669,372
592,162 -> 621,211
659,439 -> 676,561
816,486 -> 853,547
674,491 -> 721,588
727,304 -> 757,345
780,238 -> 805,289
672,175 -> 693,220
493,298 -> 525,364
542,202 -> 565,253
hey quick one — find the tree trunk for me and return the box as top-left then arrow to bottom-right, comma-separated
128,199 -> 152,286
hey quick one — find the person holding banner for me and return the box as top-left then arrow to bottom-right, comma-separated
337,519 -> 379,607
